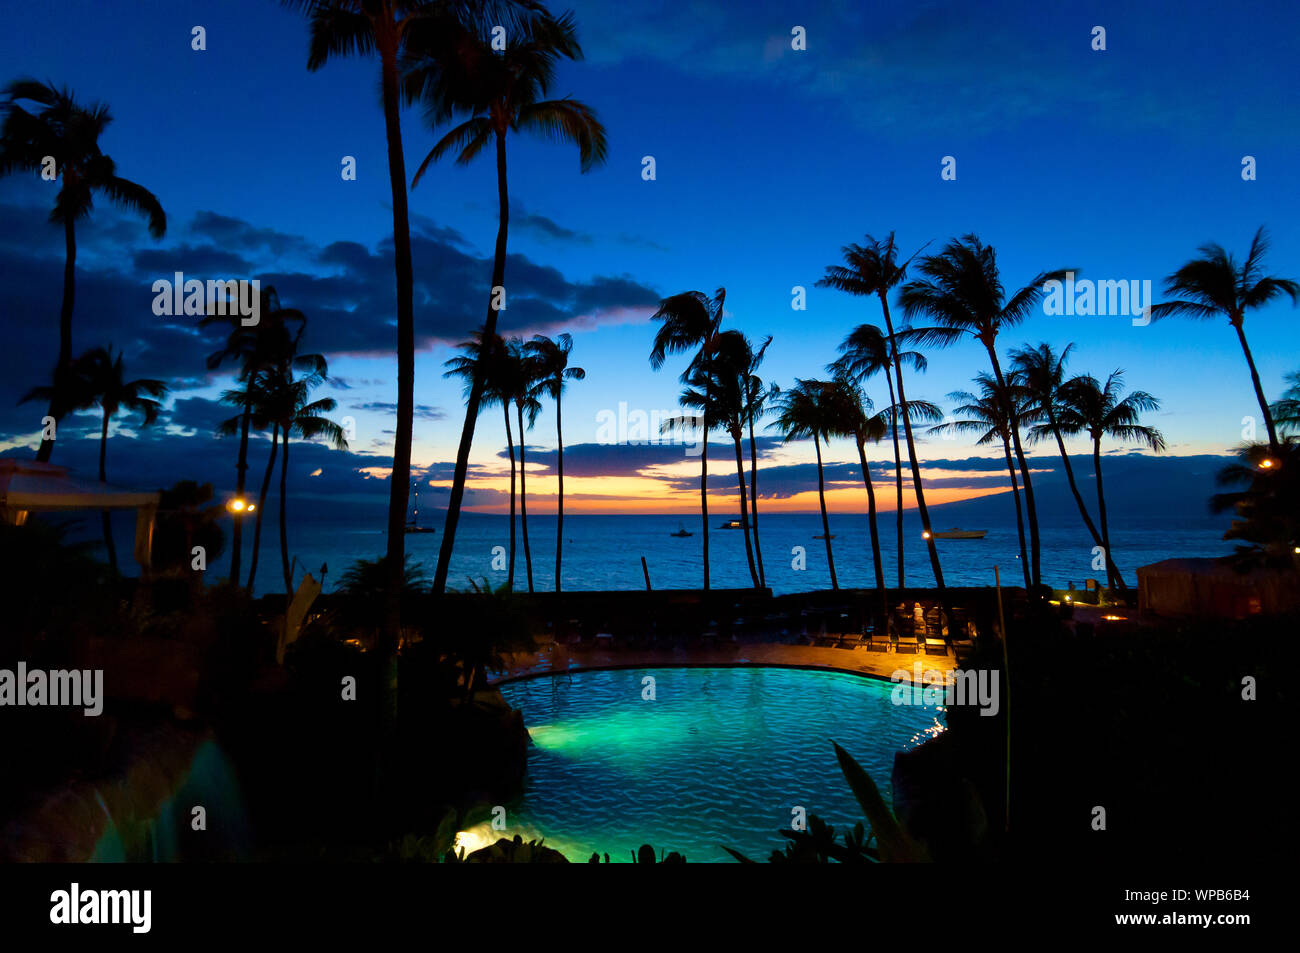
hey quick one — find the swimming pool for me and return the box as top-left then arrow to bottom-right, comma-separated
491,666 -> 945,862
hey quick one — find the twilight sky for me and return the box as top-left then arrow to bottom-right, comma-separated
1,0 -> 1298,516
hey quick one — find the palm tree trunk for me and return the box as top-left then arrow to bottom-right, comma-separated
1233,320 -> 1279,450
733,433 -> 760,587
880,294 -> 943,590
856,437 -> 888,626
378,41 -> 415,738
37,216 -> 77,463
279,430 -> 292,595
814,437 -> 838,590
434,128 -> 509,594
700,424 -> 710,591
883,371 -> 905,588
98,409 -> 118,574
503,404 -> 516,591
986,346 -> 1041,588
746,409 -> 766,588
230,400 -> 252,583
517,402 -> 534,592
1049,417 -> 1124,591
1002,435 -> 1031,589
554,390 -> 565,592
247,424 -> 279,591
1091,435 -> 1118,592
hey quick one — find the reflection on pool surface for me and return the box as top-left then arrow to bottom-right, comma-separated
495,666 -> 944,862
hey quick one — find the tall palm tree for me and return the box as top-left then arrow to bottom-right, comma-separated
266,370 -> 348,594
525,332 -> 585,592
1012,341 -> 1124,591
899,234 -> 1069,589
504,338 -> 542,592
1152,226 -> 1298,452
444,331 -> 518,589
1270,370 -> 1300,437
649,289 -> 726,590
1056,371 -> 1165,593
741,336 -> 776,588
819,235 -> 947,592
701,330 -> 762,587
931,373 -> 1032,589
770,379 -> 840,590
21,346 -> 166,574
405,7 -> 608,594
1,79 -> 165,462
830,324 -> 941,588
233,376 -> 280,593
824,374 -> 891,620
202,286 -> 324,586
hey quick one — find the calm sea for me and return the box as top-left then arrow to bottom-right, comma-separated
192,508 -> 1236,596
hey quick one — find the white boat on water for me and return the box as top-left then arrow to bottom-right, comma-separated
930,527 -> 987,540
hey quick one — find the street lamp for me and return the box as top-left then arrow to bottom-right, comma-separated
921,530 -> 932,540
227,497 -> 250,514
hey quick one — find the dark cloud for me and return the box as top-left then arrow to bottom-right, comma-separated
349,401 -> 446,421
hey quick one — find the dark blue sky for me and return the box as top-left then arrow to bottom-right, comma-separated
2,0 -> 1298,514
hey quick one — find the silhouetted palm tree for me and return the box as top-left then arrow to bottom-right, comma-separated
504,339 -> 542,592
1152,226 -> 1298,451
742,336 -> 776,588
1,79 -> 165,462
525,332 -> 585,591
265,369 -> 348,594
21,346 -> 166,573
1056,371 -> 1165,593
1270,370 -> 1300,437
444,331 -> 518,588
819,234 -> 947,592
900,234 -> 1069,589
1013,341 -> 1123,591
405,7 -> 607,594
829,323 -> 928,588
650,289 -> 726,590
770,379 -> 840,590
931,373 -> 1031,589
825,374 -> 890,619
203,286 -> 324,585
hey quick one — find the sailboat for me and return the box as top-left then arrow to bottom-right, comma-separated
405,483 -> 436,534
670,521 -> 693,537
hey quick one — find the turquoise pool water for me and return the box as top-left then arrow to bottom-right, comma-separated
493,666 -> 945,863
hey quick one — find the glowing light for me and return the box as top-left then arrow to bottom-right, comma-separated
921,530 -> 932,540
226,497 -> 246,513
454,824 -> 496,855
1102,614 -> 1124,621
1064,595 -> 1072,603
310,468 -> 322,477
1259,458 -> 1277,470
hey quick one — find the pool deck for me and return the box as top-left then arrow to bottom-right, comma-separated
489,639 -> 959,686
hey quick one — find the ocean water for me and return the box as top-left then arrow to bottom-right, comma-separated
493,667 -> 945,862
75,505 -> 1237,595
236,508 -> 1236,596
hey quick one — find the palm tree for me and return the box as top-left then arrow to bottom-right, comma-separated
741,336 -> 776,588
1056,371 -> 1165,593
504,339 -> 542,592
824,374 -> 891,620
21,346 -> 166,573
233,376 -> 280,593
444,331 -> 518,589
267,370 -> 348,594
1012,341 -> 1124,591
700,330 -> 762,587
1152,227 -> 1298,452
931,373 -> 1032,589
830,324 -> 942,588
1,79 -> 165,463
203,286 -> 324,585
649,289 -> 726,590
819,235 -> 947,592
899,234 -> 1070,589
1270,370 -> 1300,436
405,8 -> 608,595
525,332 -> 585,592
770,379 -> 840,590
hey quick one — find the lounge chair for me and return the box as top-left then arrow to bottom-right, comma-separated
866,632 -> 892,652
895,635 -> 920,654
924,637 -> 949,656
